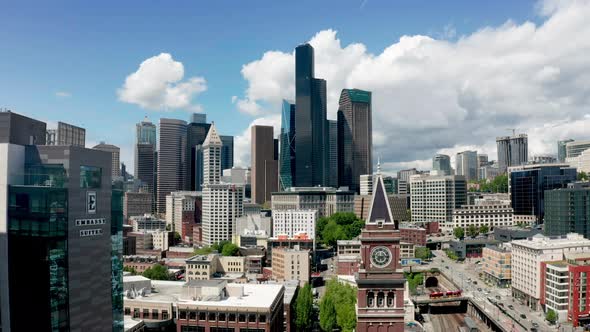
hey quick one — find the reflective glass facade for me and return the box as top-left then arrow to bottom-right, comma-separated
8,185 -> 69,332
80,165 -> 102,188
510,165 -> 576,221
545,188 -> 590,238
279,100 -> 296,190
111,189 -> 124,331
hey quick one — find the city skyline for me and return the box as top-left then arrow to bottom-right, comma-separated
2,0 -> 590,176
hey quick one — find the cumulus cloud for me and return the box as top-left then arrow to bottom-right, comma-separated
118,53 -> 207,111
55,91 -> 71,98
233,0 -> 590,172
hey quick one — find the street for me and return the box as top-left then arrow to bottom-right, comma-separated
430,250 -> 556,332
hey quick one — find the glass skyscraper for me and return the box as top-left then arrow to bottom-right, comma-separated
456,151 -> 478,182
136,117 -> 156,145
544,183 -> 590,238
294,43 -> 328,187
220,135 -> 234,172
279,100 -> 296,190
558,139 -> 574,162
432,154 -> 452,175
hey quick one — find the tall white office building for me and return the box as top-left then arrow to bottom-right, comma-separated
202,123 -> 244,245
272,209 -> 318,240
410,174 -> 467,227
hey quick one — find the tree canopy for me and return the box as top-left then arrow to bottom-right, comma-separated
479,225 -> 490,234
294,283 -> 313,331
221,243 -> 240,256
316,212 -> 365,247
193,241 -> 240,257
546,309 -> 558,324
469,174 -> 508,193
453,227 -> 465,239
142,264 -> 170,280
320,279 -> 357,332
578,171 -> 589,181
405,272 -> 424,295
467,225 -> 479,238
415,247 -> 431,260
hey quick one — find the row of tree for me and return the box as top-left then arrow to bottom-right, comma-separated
468,173 -> 509,193
316,212 -> 365,247
192,241 -> 240,256
319,280 -> 357,332
453,225 -> 489,239
123,264 -> 172,280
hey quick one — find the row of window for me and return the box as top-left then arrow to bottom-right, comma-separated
75,218 -> 106,226
178,310 -> 267,324
180,327 -> 264,332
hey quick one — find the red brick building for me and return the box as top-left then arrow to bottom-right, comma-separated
399,226 -> 427,246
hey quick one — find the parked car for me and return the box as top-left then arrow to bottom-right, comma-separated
508,305 -> 514,310
520,314 -> 527,319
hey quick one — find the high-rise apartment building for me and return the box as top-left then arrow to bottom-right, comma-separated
157,118 -> 187,213
544,182 -> 590,238
272,210 -> 318,241
558,139 -> 574,162
0,119 -> 122,331
456,150 -> 478,182
337,89 -> 372,193
328,119 -> 338,188
295,43 -> 327,187
251,125 -> 278,205
93,141 -> 121,178
509,163 -> 576,222
511,233 -> 590,310
202,123 -> 244,245
186,116 -> 211,191
497,134 -> 528,173
220,135 -> 234,172
410,174 -> 467,227
279,100 -> 296,191
566,140 -> 590,159
432,154 -> 451,176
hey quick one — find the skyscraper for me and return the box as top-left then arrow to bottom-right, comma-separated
136,116 -> 157,145
558,139 -> 574,162
397,168 -> 418,195
328,119 -> 338,188
295,43 -> 328,187
157,118 -> 187,213
497,134 -> 528,173
202,123 -> 244,245
93,141 -> 121,178
0,113 -> 122,331
251,125 -> 278,204
279,100 -> 296,191
456,150 -> 478,182
337,89 -> 372,193
187,118 -> 211,191
477,154 -> 489,167
432,154 -> 451,176
220,135 -> 234,172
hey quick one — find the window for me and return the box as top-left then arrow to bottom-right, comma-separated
259,314 -> 266,323
228,313 -> 236,322
238,313 -> 246,322
162,310 -> 169,320
367,292 -> 374,307
124,307 -> 131,315
208,312 -> 217,321
248,314 -> 256,322
179,310 -> 187,319
189,311 -> 197,320
80,165 -> 102,188
218,313 -> 226,321
377,292 -> 385,307
133,308 -> 140,318
199,312 -> 206,320
143,309 -> 150,318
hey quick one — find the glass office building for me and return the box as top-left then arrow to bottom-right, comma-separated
279,100 -> 296,191
544,184 -> 590,238
509,164 -> 576,222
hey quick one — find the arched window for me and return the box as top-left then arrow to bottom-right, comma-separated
387,292 -> 395,307
367,292 -> 375,307
377,292 -> 385,307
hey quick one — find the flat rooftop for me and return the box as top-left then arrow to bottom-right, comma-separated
512,233 -> 590,250
127,280 -> 284,310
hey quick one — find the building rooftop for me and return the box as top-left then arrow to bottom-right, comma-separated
128,280 -> 284,310
186,254 -> 218,263
169,246 -> 197,253
124,275 -> 151,283
337,240 -> 361,245
512,233 -> 590,250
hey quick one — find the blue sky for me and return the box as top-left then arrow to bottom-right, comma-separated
4,0 -> 581,172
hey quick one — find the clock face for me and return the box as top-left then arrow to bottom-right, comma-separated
370,246 -> 392,268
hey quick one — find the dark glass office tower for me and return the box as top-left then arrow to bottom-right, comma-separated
220,135 -> 234,172
279,100 -> 296,190
337,89 -> 372,193
187,121 -> 211,191
157,119 -> 187,213
509,164 -> 577,222
295,43 -> 328,187
545,183 -> 590,238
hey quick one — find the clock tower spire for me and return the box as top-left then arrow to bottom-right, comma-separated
356,174 -> 406,331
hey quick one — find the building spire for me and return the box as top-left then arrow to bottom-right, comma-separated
377,155 -> 382,175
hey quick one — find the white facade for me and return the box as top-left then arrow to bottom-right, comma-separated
544,262 -> 569,320
202,184 -> 244,245
221,167 -> 250,184
449,199 -> 514,232
130,214 -> 166,232
410,174 -> 467,226
511,233 -> 590,310
569,149 -> 590,174
152,231 -> 170,251
165,191 -> 200,235
360,174 -> 373,196
272,210 -> 317,240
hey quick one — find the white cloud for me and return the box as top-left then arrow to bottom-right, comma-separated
234,0 -> 590,172
118,53 -> 207,111
55,91 -> 71,98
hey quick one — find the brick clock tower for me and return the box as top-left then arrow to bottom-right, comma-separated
356,174 -> 406,332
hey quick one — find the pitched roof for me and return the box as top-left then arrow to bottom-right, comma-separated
366,175 -> 394,224
203,122 -> 222,147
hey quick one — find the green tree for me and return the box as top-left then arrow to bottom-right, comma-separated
467,225 -> 479,237
319,294 -> 337,332
123,266 -> 137,275
479,225 -> 490,234
193,246 -> 214,255
578,171 -> 589,181
546,309 -> 558,324
445,249 -> 458,261
165,224 -> 171,231
323,279 -> 357,332
453,227 -> 465,239
142,264 -> 169,280
212,241 -> 230,253
343,220 -> 365,239
221,243 -> 240,256
174,231 -> 181,244
322,220 -> 347,247
415,246 -> 431,260
404,272 -> 424,295
317,212 -> 365,246
294,283 -> 313,331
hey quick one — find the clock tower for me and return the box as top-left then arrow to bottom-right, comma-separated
356,174 -> 406,332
